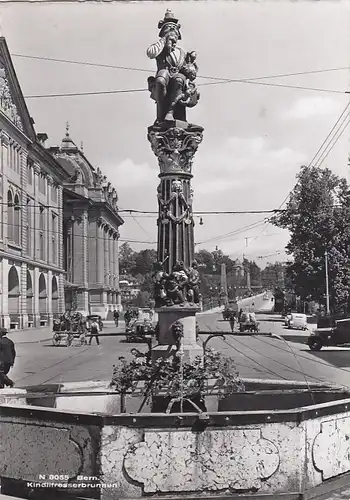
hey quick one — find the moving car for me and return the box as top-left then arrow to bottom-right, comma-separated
308,316 -> 350,351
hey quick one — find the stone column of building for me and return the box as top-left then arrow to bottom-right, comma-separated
109,229 -> 114,290
96,219 -> 104,286
0,134 -> 9,328
111,232 -> 117,305
57,185 -> 65,315
33,266 -> 40,327
103,224 -> 110,304
46,176 -> 53,324
1,258 -> 9,329
115,230 -> 121,309
33,164 -> 41,327
20,148 -> 28,328
72,211 -> 89,313
148,122 -> 204,363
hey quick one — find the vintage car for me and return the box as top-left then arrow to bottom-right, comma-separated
222,306 -> 233,320
286,313 -> 308,331
307,316 -> 350,351
125,318 -> 155,343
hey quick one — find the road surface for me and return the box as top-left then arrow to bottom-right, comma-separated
5,312 -> 350,390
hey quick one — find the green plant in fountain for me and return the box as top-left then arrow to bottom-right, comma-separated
110,347 -> 245,406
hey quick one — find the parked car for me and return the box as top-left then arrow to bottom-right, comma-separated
308,316 -> 350,351
286,313 -> 308,331
222,306 -> 233,320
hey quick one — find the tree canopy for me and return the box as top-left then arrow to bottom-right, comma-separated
272,165 -> 350,314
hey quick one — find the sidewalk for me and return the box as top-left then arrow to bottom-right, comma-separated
6,321 -> 126,345
6,326 -> 52,344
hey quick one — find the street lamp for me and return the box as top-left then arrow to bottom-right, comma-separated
324,250 -> 330,315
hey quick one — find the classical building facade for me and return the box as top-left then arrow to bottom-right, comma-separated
49,129 -> 124,319
0,37 -> 68,329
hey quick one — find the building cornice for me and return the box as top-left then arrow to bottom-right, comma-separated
0,250 -> 65,274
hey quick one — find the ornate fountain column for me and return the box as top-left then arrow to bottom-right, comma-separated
146,10 -> 204,364
148,123 -> 203,274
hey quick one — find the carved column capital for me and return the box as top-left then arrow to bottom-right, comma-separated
148,124 -> 203,175
47,175 -> 54,186
33,164 -> 41,175
0,133 -> 9,146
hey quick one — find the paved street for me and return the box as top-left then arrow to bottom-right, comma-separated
4,312 -> 350,390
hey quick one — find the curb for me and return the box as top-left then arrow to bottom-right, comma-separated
0,377 -> 337,401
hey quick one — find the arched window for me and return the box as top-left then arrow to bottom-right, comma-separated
13,194 -> 20,244
39,273 -> 47,298
7,190 -> 13,241
8,266 -> 19,296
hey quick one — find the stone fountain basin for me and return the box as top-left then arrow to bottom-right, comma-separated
1,378 -> 350,499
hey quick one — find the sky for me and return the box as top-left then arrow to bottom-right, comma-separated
1,1 -> 349,267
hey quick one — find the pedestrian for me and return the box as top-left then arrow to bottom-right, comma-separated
229,313 -> 236,333
88,319 -> 100,346
0,328 -> 16,388
124,310 -> 130,327
113,309 -> 119,327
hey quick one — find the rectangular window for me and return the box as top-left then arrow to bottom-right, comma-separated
40,233 -> 44,260
52,213 -> 57,265
26,198 -> 32,256
39,206 -> 45,231
9,144 -> 12,170
27,162 -> 33,185
17,150 -> 21,174
39,205 -> 45,260
51,185 -> 57,202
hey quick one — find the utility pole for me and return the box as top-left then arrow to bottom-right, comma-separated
220,263 -> 228,305
325,250 -> 330,315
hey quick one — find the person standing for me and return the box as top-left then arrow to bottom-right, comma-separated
229,313 -> 236,333
89,319 -> 100,346
113,309 -> 119,328
0,328 -> 16,388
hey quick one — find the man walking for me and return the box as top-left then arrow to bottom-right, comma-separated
113,309 -> 119,328
89,319 -> 100,346
0,328 -> 16,388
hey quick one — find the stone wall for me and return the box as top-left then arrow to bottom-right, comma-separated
1,391 -> 350,499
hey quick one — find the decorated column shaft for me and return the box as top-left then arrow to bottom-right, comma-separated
148,124 -> 203,274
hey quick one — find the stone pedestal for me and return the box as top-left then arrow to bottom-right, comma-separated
152,305 -> 203,364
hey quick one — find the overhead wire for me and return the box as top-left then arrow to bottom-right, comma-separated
13,53 -> 350,82
275,98 -> 350,211
13,54 -> 349,99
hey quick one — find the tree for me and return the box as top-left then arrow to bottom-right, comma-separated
133,249 -> 157,276
272,165 -> 350,314
119,242 -> 136,276
132,291 -> 151,308
261,262 -> 287,290
194,250 -> 215,273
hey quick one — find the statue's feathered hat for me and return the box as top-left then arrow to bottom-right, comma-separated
158,9 -> 182,40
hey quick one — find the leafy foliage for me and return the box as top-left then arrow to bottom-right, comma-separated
272,165 -> 350,314
110,347 -> 245,401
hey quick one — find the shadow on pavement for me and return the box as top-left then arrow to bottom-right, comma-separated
302,350 -> 350,368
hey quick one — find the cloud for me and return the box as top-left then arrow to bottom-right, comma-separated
283,97 -> 343,120
195,136 -> 306,195
106,158 -> 157,189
